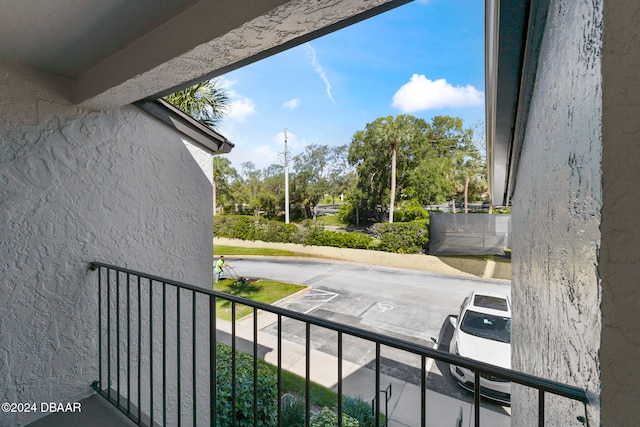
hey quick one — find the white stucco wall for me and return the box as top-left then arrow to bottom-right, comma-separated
510,0 -> 603,425
0,62 -> 213,425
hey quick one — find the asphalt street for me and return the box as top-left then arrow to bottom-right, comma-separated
221,256 -> 512,416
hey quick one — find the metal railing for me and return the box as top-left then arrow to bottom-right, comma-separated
89,261 -> 590,426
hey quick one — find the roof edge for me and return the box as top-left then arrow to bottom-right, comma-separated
136,99 -> 234,155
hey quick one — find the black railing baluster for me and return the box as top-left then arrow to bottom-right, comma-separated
137,276 -> 141,424
126,273 -> 131,416
107,268 -> 111,400
231,301 -> 237,427
421,356 -> 426,427
116,271 -> 120,407
474,371 -> 480,426
210,293 -> 216,427
539,389 -> 545,427
375,343 -> 381,427
149,279 -> 154,427
177,288 -> 181,426
253,307 -> 258,426
277,314 -> 282,427
337,332 -> 343,427
192,290 -> 197,427
98,266 -> 102,394
162,282 -> 167,426
305,323 -> 311,427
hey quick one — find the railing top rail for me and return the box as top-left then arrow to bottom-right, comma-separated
89,261 -> 592,404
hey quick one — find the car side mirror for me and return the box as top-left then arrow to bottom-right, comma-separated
449,315 -> 458,328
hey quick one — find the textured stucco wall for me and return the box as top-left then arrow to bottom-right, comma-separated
0,62 -> 213,425
600,1 -> 640,425
510,0 -> 603,425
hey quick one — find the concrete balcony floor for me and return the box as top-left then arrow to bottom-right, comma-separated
27,395 -> 137,427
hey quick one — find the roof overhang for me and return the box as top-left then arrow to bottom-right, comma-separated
486,0 -> 550,206
136,99 -> 234,155
1,0 -> 411,111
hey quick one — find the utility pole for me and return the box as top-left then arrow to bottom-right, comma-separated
284,128 -> 290,224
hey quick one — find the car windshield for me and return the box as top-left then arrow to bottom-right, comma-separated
460,310 -> 511,343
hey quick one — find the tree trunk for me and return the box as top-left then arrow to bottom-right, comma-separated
213,175 -> 217,216
389,145 -> 397,223
464,174 -> 470,213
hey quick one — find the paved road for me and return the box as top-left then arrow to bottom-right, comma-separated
223,256 -> 511,416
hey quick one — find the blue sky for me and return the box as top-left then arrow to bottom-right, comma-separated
217,0 -> 485,171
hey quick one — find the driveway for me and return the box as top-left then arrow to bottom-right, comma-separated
224,256 -> 511,417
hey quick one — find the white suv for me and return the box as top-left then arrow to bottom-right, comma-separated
449,289 -> 511,404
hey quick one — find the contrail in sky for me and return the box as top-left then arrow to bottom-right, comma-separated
305,43 -> 335,104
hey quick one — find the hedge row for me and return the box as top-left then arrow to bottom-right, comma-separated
214,215 -> 430,254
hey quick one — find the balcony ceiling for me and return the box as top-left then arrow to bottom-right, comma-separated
0,0 -> 408,110
0,0 -> 200,78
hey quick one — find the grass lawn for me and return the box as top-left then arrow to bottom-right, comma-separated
214,245 -> 315,257
213,278 -> 306,321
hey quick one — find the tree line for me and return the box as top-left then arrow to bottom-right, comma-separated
213,114 -> 487,225
163,81 -> 487,225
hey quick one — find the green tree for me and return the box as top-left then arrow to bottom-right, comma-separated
164,80 -> 230,129
213,157 -> 239,215
346,115 -> 479,223
259,164 -> 285,218
326,145 -> 352,203
291,145 -> 332,219
348,115 -> 429,222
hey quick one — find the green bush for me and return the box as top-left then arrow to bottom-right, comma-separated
305,230 -> 372,249
371,220 -> 430,254
214,215 -> 257,241
215,343 -> 277,426
280,397 -> 306,427
214,215 -> 372,250
311,407 -> 360,427
342,396 -> 376,427
255,221 -> 301,243
393,201 -> 430,223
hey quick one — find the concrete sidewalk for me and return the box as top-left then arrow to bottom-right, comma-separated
216,310 -> 510,427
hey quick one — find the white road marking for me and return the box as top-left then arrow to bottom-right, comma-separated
301,289 -> 339,314
376,302 -> 394,312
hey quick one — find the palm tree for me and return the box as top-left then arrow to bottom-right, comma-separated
164,80 -> 230,129
379,116 -> 411,223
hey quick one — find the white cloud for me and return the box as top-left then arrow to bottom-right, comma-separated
282,98 -> 301,109
214,76 -> 256,121
226,98 -> 255,122
304,43 -> 336,104
391,75 -> 484,112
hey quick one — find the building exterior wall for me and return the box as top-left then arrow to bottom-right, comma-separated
0,62 -> 213,425
510,0 -> 603,425
600,1 -> 640,425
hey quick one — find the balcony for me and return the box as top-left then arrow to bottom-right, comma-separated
33,262 -> 589,426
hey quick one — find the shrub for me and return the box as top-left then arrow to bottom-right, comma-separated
280,397 -> 306,427
311,407 -> 359,427
304,230 -> 372,249
342,396 -> 376,427
393,201 -> 430,223
299,221 -> 372,249
215,343 -> 277,426
214,215 -> 257,240
254,220 -> 301,243
371,220 -> 430,254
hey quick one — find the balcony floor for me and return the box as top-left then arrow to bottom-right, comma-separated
27,395 -> 137,427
